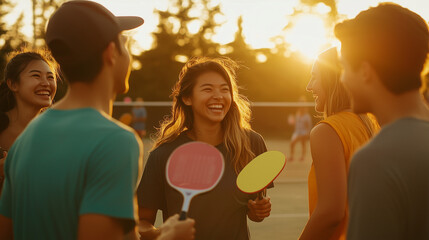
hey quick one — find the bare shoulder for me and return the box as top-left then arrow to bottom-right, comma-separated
310,123 -> 339,142
310,123 -> 343,155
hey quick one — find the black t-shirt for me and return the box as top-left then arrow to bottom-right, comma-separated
137,130 -> 269,240
347,118 -> 429,240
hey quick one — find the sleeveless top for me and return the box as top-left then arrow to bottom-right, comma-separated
308,111 -> 378,240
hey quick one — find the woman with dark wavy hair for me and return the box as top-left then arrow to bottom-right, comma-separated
137,57 -> 272,240
0,49 -> 58,193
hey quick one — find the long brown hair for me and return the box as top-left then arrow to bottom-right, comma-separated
153,57 -> 255,174
316,47 -> 379,136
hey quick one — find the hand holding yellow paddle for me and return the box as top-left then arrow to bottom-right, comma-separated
247,196 -> 272,222
237,151 -> 286,221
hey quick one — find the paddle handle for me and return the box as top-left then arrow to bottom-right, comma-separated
257,188 -> 267,200
179,211 -> 187,220
179,192 -> 193,221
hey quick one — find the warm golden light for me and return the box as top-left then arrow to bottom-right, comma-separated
8,0 -> 429,60
256,53 -> 268,63
175,55 -> 189,63
284,14 -> 328,61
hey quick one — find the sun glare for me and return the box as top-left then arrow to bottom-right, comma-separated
187,20 -> 202,34
284,14 -> 329,61
9,0 -> 429,59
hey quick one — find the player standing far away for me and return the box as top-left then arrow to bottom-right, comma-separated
335,2 -> 429,239
0,1 -> 194,240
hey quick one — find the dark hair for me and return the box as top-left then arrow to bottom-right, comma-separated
335,3 -> 429,94
0,49 -> 57,133
49,36 -> 123,83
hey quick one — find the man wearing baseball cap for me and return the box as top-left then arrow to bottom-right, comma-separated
0,1 -> 194,239
335,3 -> 429,239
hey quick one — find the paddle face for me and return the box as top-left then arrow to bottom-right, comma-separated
236,151 -> 286,194
166,141 -> 224,219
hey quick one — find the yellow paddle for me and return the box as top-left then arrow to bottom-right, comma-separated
236,151 -> 286,199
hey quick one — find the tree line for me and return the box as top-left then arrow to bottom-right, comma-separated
0,0 -> 341,103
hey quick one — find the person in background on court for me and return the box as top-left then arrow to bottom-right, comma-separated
335,3 -> 429,239
137,57 -> 272,240
0,1 -> 194,240
0,49 -> 58,195
289,95 -> 312,161
132,97 -> 147,139
300,47 -> 379,240
118,96 -> 133,126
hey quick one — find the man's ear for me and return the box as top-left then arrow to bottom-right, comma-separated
103,42 -> 116,65
182,96 -> 192,106
6,79 -> 18,92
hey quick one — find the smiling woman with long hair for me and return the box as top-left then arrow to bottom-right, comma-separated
137,57 -> 272,240
0,49 -> 58,194
299,47 -> 379,240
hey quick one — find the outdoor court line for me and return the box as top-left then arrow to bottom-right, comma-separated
270,213 -> 308,218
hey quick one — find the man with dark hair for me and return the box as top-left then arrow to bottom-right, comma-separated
335,3 -> 429,239
0,1 -> 194,239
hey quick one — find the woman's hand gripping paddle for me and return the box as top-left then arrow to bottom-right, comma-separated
236,151 -> 286,199
166,141 -> 224,220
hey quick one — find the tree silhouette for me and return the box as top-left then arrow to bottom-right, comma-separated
31,0 -> 65,47
126,0 -> 223,101
122,0 -> 315,104
226,16 -> 255,64
0,0 -> 27,81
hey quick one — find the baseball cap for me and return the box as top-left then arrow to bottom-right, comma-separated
45,0 -> 144,65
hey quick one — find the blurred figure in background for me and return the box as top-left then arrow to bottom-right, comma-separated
132,97 -> 147,139
300,47 -> 379,240
119,97 -> 133,126
289,95 -> 312,161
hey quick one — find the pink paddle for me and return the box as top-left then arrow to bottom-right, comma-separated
166,141 -> 224,220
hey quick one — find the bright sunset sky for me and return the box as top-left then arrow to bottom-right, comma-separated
8,0 -> 429,61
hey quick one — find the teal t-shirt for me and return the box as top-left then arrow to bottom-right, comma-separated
0,108 -> 142,240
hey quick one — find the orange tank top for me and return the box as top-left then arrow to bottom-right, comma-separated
308,112 -> 378,240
